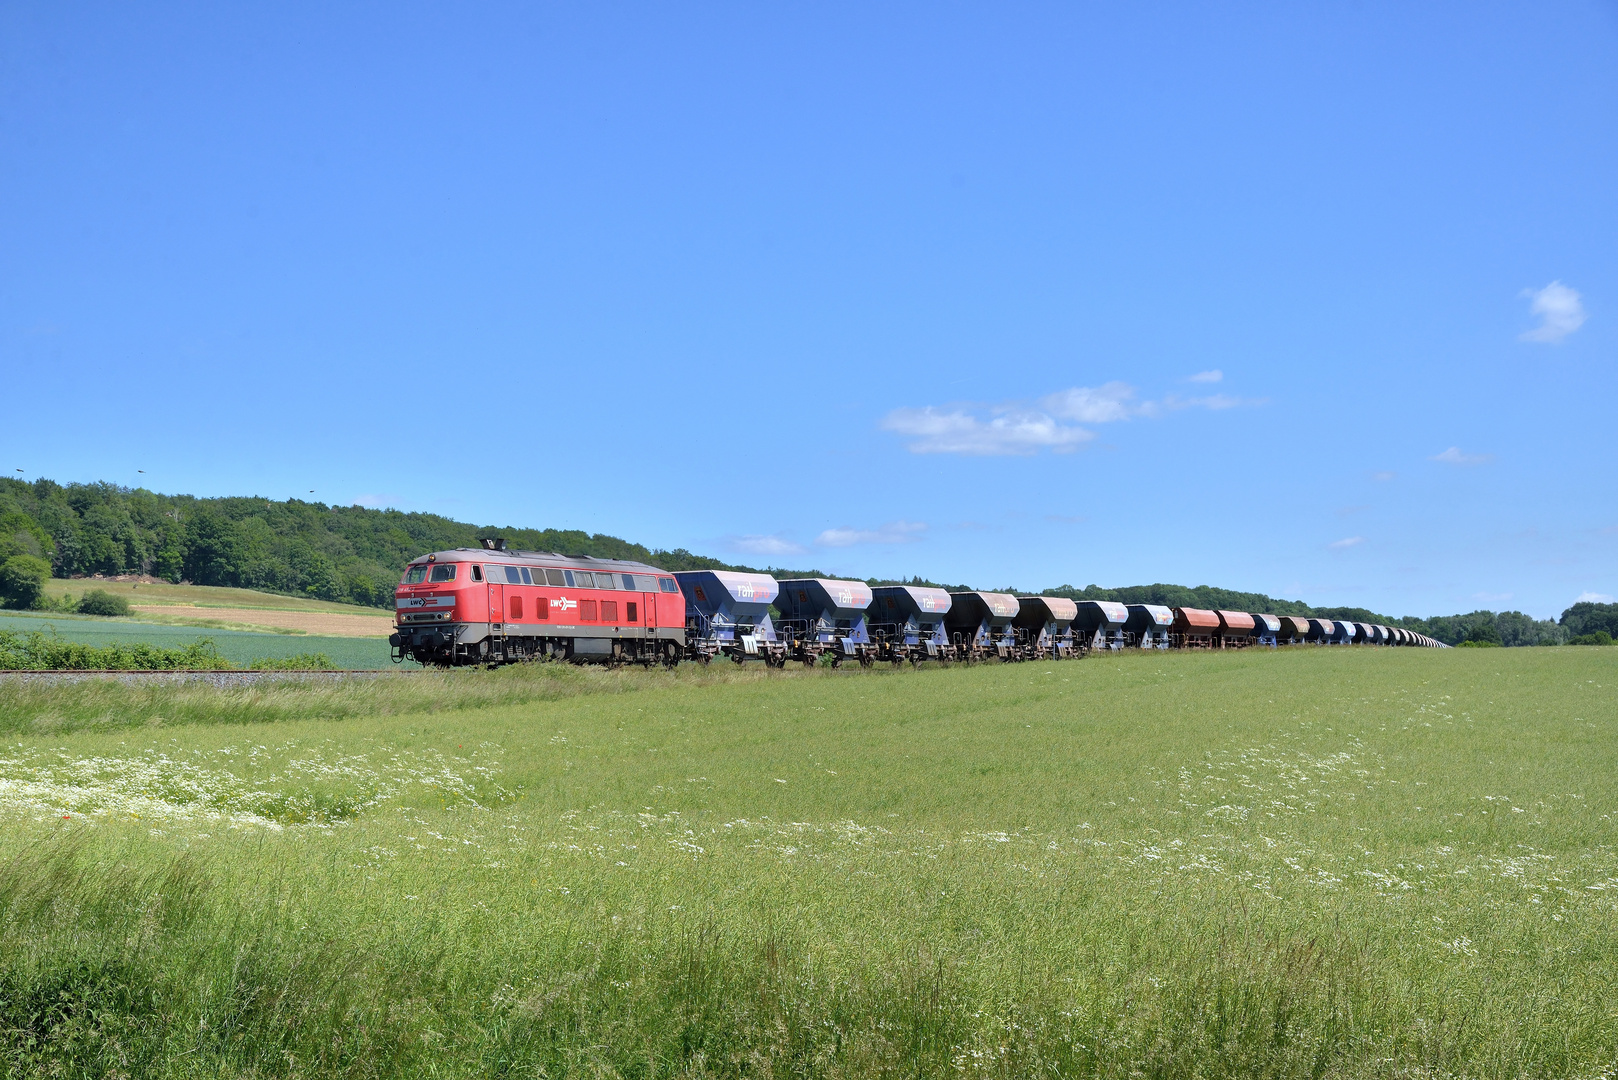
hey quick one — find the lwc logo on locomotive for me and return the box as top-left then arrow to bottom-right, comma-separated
550,596 -> 579,612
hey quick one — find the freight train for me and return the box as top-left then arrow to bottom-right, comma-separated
389,540 -> 1446,667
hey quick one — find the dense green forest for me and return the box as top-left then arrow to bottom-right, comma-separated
0,477 -> 1610,646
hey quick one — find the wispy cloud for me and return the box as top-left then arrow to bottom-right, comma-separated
1520,281 -> 1586,343
352,493 -> 403,509
882,381 -> 1262,456
1371,471 -> 1396,482
1187,369 -> 1223,383
815,520 -> 927,547
1575,591 -> 1614,604
1473,591 -> 1513,604
1328,536 -> 1365,549
880,407 -> 1094,456
727,534 -> 806,557
1045,514 -> 1086,524
1431,447 -> 1494,466
1039,382 -> 1138,422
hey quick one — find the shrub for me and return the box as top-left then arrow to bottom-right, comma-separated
248,653 -> 339,671
1569,631 -> 1613,647
76,589 -> 131,617
0,555 -> 51,610
0,630 -> 232,670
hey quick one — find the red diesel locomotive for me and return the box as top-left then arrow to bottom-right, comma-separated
390,539 -> 685,667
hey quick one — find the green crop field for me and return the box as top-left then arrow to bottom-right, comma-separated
0,611 -> 396,669
1,647 -> 1615,1078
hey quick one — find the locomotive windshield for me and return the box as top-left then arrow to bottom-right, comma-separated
429,563 -> 456,582
403,565 -> 428,584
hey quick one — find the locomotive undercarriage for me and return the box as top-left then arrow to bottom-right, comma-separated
392,623 -> 683,668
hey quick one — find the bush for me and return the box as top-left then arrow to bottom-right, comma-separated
248,653 -> 339,671
1569,631 -> 1613,647
0,555 -> 51,610
76,589 -> 131,617
0,630 -> 232,670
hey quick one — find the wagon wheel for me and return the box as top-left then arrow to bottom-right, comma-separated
804,655 -> 818,669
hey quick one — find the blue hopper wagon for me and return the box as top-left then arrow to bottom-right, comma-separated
1306,617 -> 1337,644
1123,604 -> 1174,648
674,570 -> 784,666
1251,613 -> 1282,647
1014,596 -> 1080,659
870,585 -> 953,665
1074,600 -> 1130,651
945,592 -> 1021,660
774,578 -> 875,667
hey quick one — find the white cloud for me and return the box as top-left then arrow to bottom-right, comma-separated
1430,447 -> 1494,466
1039,382 -> 1138,422
882,381 -> 1262,456
728,534 -> 805,557
815,521 -> 927,548
880,407 -> 1094,456
1520,281 -> 1586,343
1188,369 -> 1223,383
1328,536 -> 1365,550
1575,591 -> 1614,604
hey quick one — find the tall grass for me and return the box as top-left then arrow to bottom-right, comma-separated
1,647 -> 1615,1077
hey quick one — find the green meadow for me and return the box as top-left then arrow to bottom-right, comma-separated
2,647 -> 1615,1078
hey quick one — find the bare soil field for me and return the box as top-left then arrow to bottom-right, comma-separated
129,604 -> 393,637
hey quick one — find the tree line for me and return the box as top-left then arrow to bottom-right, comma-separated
0,477 -> 1611,646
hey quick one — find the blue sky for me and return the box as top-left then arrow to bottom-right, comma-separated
2,2 -> 1613,619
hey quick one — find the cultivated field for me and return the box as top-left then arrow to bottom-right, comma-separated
41,579 -> 396,637
1,647 -> 1614,1078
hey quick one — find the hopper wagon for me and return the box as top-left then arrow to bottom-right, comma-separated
1251,613 -> 1282,647
1215,610 -> 1256,648
1015,596 -> 1081,659
775,578 -> 875,667
1306,617 -> 1337,644
870,585 -> 953,665
946,591 -> 1021,660
1124,604 -> 1174,648
1279,616 -> 1311,644
1073,600 -> 1130,651
675,570 -> 785,666
1173,607 -> 1221,648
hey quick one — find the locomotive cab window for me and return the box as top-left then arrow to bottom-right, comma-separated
429,564 -> 456,583
403,565 -> 429,584
471,565 -> 483,582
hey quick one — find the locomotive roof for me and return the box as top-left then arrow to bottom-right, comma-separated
412,548 -> 667,575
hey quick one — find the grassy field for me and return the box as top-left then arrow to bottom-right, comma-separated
1,647 -> 1615,1078
0,611 -> 396,669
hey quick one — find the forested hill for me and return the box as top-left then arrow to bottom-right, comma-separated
0,477 -> 1611,646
